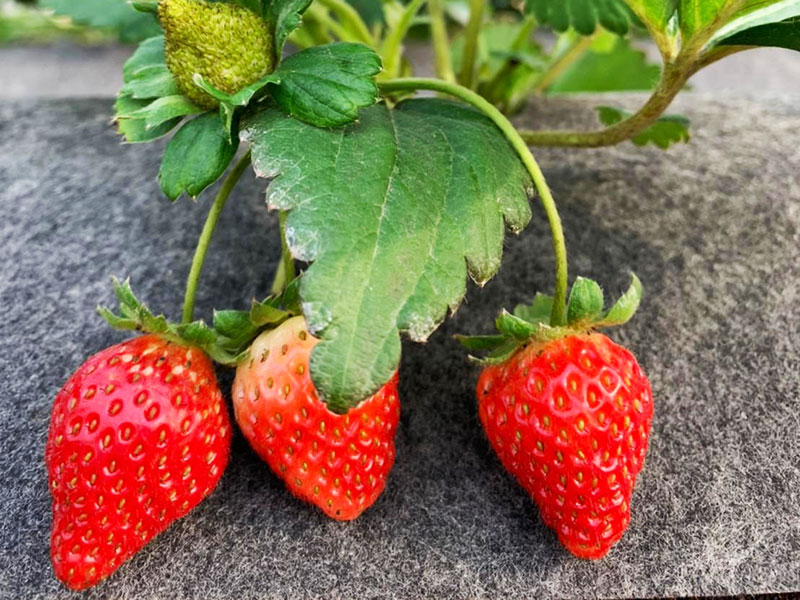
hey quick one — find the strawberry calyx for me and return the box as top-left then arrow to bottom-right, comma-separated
457,273 -> 643,365
98,277 -> 301,366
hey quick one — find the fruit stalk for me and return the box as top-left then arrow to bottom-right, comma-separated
379,77 -> 569,325
182,150 -> 251,324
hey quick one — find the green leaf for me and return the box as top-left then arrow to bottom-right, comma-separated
269,43 -> 382,127
567,277 -> 605,324
711,2 -> 800,51
41,0 -> 161,43
123,95 -> 204,129
158,113 -> 239,201
717,15 -> 800,51
525,0 -> 636,35
242,99 -> 533,412
596,273 -> 643,327
548,35 -> 660,93
270,0 -> 314,58
597,105 -> 690,148
114,94 -> 182,143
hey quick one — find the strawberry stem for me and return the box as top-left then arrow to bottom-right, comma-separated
378,78 -> 569,326
181,150 -> 252,324
270,211 -> 296,294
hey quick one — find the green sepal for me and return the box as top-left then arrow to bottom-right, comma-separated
120,94 -> 204,130
212,296 -> 293,353
194,72 -> 280,141
114,94 -> 183,143
513,293 -> 554,326
130,0 -> 159,14
567,276 -> 604,325
595,273 -> 643,327
455,334 -> 507,352
98,278 -> 300,366
115,35 -> 197,144
270,0 -> 314,61
496,310 -> 539,340
458,273 -> 644,364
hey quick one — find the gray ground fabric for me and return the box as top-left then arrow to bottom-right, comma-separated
0,95 -> 799,599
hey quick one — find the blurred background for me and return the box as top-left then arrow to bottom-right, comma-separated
2,0 -> 800,100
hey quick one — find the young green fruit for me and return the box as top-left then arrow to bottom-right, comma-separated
158,0 -> 274,110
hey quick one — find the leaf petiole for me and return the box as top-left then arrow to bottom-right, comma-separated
378,77 -> 569,326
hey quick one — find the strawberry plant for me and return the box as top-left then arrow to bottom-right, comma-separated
45,0 -> 800,589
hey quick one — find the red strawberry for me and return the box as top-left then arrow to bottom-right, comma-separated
477,332 -> 653,559
232,316 -> 400,520
46,335 -> 231,590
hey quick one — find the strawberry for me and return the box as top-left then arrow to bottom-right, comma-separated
477,332 -> 652,559
46,335 -> 231,590
460,275 -> 653,559
232,316 -> 400,520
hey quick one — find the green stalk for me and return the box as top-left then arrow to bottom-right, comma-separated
458,0 -> 486,89
270,211 -> 297,295
533,33 -> 594,94
428,0 -> 455,83
307,4 -> 354,42
483,14 -> 535,101
519,60 -> 690,148
181,151 -> 252,324
315,0 -> 375,46
379,78 -> 569,325
380,0 -> 427,80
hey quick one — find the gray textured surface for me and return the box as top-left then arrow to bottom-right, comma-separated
0,95 -> 799,599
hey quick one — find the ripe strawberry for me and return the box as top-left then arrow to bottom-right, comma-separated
46,335 -> 231,590
460,275 -> 652,559
477,333 -> 653,559
232,316 -> 400,520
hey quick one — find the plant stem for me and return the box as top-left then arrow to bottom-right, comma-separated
315,0 -> 375,46
483,14 -> 535,98
533,33 -> 594,94
381,0 -> 427,79
458,0 -> 485,89
428,0 -> 455,83
519,60 -> 690,148
307,4 -> 354,42
270,211 -> 296,295
181,151 -> 252,324
379,77 -> 569,325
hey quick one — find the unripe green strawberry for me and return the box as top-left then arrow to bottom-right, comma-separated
158,0 -> 274,110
